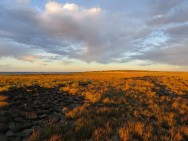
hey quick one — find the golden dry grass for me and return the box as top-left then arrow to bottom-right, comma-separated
0,71 -> 188,140
0,95 -> 8,107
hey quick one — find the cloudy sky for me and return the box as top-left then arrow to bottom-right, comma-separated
0,0 -> 188,72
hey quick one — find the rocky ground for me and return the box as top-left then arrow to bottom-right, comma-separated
0,86 -> 84,141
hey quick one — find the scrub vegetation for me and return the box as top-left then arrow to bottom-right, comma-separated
0,71 -> 188,141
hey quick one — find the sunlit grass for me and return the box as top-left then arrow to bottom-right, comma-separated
0,95 -> 8,107
0,71 -> 188,140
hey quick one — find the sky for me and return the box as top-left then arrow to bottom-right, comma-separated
0,0 -> 188,72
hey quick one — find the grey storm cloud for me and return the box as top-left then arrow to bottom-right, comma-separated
148,0 -> 181,15
166,24 -> 188,39
0,38 -> 31,59
148,3 -> 188,26
133,23 -> 188,66
133,40 -> 188,66
0,0 -> 188,66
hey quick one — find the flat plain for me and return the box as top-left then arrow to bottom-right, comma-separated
0,71 -> 188,141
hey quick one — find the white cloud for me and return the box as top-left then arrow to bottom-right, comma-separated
0,1 -> 187,67
39,2 -> 143,63
45,2 -> 79,12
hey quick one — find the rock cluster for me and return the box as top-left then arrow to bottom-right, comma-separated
0,86 -> 83,141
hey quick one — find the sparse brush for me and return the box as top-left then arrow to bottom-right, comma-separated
0,72 -> 188,140
0,95 -> 7,101
0,95 -> 8,107
0,101 -> 8,107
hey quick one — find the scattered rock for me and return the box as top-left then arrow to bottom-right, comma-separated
8,121 -> 33,132
6,130 -> 14,137
138,115 -> 144,121
8,121 -> 16,131
19,111 -> 26,117
20,122 -> 33,131
24,105 -> 33,111
22,129 -> 33,137
14,117 -> 24,122
53,106 -> 62,112
0,87 -> 83,140
39,114 -> 47,119
11,112 -> 19,118
13,137 -> 22,141
0,134 -> 8,141
48,115 -> 60,123
25,112 -> 38,120
0,123 -> 9,133
60,119 -> 65,124
68,104 -> 80,108
36,110 -> 50,115
111,135 -> 118,141
0,117 -> 9,123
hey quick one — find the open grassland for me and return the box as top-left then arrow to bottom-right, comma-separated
0,71 -> 188,141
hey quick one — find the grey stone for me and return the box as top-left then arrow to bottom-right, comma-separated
25,105 -> 34,111
22,129 -> 33,137
0,134 -> 8,141
48,116 -> 60,123
39,114 -> 47,119
60,119 -> 65,124
8,121 -> 16,131
25,112 -> 38,120
0,123 -> 9,133
13,137 -> 22,141
36,110 -> 50,115
6,130 -> 14,137
8,121 -> 32,132
68,104 -> 79,108
53,106 -> 62,112
14,117 -> 24,122
0,116 -> 9,123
